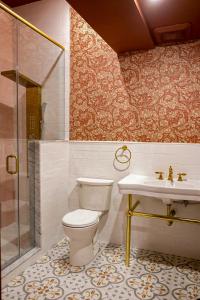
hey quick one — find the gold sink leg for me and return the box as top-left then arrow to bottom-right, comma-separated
125,194 -> 132,267
125,195 -> 140,267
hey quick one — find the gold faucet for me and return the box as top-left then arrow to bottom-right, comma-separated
167,166 -> 173,183
155,171 -> 164,180
177,173 -> 187,181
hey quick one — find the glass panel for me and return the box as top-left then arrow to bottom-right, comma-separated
0,10 -> 19,268
17,22 -> 65,255
17,83 -> 36,256
0,5 -> 65,270
18,23 -> 65,140
42,51 -> 65,140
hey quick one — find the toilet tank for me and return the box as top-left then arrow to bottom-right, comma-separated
77,178 -> 114,211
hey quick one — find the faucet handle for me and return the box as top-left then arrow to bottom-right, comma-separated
155,171 -> 164,180
177,173 -> 187,181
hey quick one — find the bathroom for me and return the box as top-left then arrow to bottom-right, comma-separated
0,0 -> 200,299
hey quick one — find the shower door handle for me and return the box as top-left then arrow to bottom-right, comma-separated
6,155 -> 19,175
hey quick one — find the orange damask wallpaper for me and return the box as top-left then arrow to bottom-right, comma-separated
70,9 -> 200,143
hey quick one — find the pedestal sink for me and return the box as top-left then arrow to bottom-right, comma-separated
118,174 -> 200,267
118,174 -> 200,202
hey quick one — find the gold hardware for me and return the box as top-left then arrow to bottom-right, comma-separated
130,210 -> 200,224
1,70 -> 41,88
130,211 -> 200,224
26,86 -> 42,139
115,145 -> 132,164
6,155 -> 19,175
125,195 -> 140,267
125,195 -> 132,267
177,173 -> 187,181
125,194 -> 200,267
0,2 -> 65,50
155,171 -> 164,180
121,145 -> 128,151
167,165 -> 173,183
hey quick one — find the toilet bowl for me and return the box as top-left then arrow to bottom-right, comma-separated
62,209 -> 102,266
62,177 -> 113,266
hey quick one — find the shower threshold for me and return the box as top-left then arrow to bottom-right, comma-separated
2,247 -> 40,278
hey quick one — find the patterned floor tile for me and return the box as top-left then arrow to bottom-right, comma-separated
2,239 -> 200,300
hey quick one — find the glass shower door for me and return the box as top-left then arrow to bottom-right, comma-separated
0,11 -> 20,268
1,1 -> 64,269
0,9 -> 35,269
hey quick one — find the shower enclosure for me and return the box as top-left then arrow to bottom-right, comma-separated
0,3 -> 65,269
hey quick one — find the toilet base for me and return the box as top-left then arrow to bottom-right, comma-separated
63,216 -> 102,267
70,240 -> 99,266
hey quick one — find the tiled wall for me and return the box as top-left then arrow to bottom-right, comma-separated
35,140 -> 200,259
39,141 -> 69,249
70,9 -> 200,143
67,141 -> 200,259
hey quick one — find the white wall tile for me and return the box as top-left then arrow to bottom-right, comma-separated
39,141 -> 69,249
67,141 -> 200,259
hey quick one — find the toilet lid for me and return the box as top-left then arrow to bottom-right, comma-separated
62,209 -> 102,228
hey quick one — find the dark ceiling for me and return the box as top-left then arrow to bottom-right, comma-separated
139,0 -> 200,43
2,0 -> 200,53
2,0 -> 39,7
69,0 -> 154,53
67,0 -> 200,53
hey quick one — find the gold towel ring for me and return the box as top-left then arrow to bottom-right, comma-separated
115,145 -> 132,164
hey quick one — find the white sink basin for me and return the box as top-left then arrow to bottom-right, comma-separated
144,180 -> 195,189
118,174 -> 200,202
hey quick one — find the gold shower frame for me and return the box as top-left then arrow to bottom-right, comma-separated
0,2 -> 65,50
125,194 -> 200,267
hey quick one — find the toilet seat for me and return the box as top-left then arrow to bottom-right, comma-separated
62,209 -> 102,228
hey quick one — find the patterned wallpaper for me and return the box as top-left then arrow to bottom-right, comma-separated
70,9 -> 200,143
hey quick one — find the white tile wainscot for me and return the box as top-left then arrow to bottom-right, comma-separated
39,141 -> 69,250
68,141 -> 200,260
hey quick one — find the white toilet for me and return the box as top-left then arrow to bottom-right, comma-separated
62,177 -> 114,266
